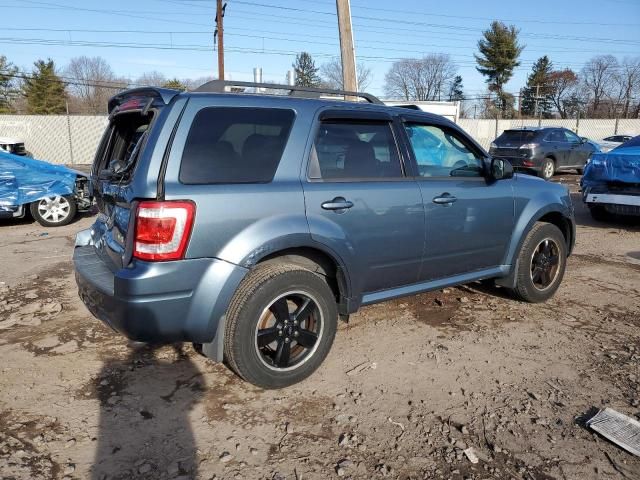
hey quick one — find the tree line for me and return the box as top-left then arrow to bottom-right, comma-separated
383,21 -> 640,120
1,20 -> 639,119
0,53 -> 372,115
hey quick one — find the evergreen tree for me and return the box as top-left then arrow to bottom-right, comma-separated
23,59 -> 67,114
475,21 -> 524,118
448,75 -> 464,101
162,78 -> 188,91
521,56 -> 553,118
293,52 -> 321,87
0,55 -> 18,113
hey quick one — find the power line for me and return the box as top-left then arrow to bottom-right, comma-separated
3,26 -> 638,57
9,0 -> 640,45
226,1 -> 640,45
293,0 -> 640,27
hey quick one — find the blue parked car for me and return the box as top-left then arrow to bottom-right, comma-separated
0,151 -> 91,226
74,81 -> 575,388
582,135 -> 640,221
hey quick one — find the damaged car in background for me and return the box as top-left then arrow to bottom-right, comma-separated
0,151 -> 92,227
582,135 -> 640,221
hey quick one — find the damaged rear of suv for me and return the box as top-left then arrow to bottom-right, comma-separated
75,82 -> 575,389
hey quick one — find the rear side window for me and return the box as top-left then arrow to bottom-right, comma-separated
179,107 -> 295,184
308,121 -> 403,180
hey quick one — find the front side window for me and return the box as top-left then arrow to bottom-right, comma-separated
179,107 -> 295,184
309,120 -> 403,180
563,130 -> 580,143
404,123 -> 484,177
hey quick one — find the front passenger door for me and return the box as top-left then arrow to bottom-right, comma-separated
562,129 -> 591,167
303,113 -> 425,295
401,120 -> 515,281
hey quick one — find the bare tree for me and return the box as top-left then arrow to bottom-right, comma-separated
183,76 -> 215,91
320,58 -> 372,92
384,54 -> 456,101
581,55 -> 618,117
65,56 -> 128,114
613,57 -> 640,118
135,71 -> 167,87
548,69 -> 579,119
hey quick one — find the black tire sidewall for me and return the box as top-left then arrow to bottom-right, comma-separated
514,223 -> 567,303
227,268 -> 338,389
30,196 -> 77,227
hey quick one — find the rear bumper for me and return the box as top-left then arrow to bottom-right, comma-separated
73,242 -> 248,344
585,192 -> 640,216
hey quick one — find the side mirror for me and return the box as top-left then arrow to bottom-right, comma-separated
490,157 -> 513,181
580,137 -> 588,144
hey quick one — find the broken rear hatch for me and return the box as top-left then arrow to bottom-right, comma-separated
89,87 -> 182,270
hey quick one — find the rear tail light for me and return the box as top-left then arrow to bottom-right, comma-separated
133,200 -> 195,261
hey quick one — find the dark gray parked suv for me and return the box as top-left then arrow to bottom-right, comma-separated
74,82 -> 575,388
490,127 -> 596,180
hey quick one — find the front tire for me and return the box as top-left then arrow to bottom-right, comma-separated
30,195 -> 76,227
539,158 -> 555,180
224,263 -> 338,389
510,222 -> 567,303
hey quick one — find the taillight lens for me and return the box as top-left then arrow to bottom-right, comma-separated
133,200 -> 195,261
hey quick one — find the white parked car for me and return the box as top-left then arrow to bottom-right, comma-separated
0,137 -> 31,156
598,135 -> 633,152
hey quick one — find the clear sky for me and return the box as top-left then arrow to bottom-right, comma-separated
2,0 -> 640,99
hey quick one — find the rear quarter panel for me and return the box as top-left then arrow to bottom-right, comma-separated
162,95 -> 317,265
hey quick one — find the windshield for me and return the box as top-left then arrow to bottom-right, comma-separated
495,130 -> 538,144
613,135 -> 640,150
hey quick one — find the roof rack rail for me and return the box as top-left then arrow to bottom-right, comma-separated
193,80 -> 383,105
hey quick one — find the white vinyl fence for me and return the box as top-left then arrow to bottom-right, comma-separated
1,114 -> 639,165
458,118 -> 640,150
0,115 -> 108,165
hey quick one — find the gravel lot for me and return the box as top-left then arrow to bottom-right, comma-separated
1,174 -> 639,480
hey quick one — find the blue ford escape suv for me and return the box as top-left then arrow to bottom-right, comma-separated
74,81 -> 575,388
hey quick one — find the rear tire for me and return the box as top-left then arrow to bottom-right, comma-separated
539,158 -> 555,180
509,222 -> 567,303
30,195 -> 76,227
224,262 -> 338,389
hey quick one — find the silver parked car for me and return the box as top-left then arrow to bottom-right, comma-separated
598,135 -> 633,152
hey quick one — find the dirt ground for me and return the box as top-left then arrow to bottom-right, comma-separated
1,174 -> 639,480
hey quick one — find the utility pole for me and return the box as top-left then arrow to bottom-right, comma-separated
534,84 -> 540,119
336,0 -> 357,93
215,0 -> 226,80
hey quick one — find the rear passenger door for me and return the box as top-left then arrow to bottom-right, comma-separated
544,129 -> 568,167
302,110 -> 425,295
400,118 -> 514,281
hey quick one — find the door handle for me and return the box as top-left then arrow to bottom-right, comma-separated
432,193 -> 457,205
321,197 -> 354,211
